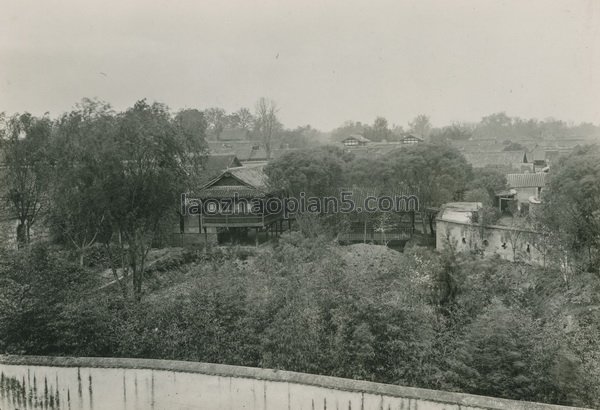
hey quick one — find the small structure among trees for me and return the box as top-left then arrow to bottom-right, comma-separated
506,172 -> 546,206
178,164 -> 288,246
400,134 -> 423,145
342,134 -> 370,147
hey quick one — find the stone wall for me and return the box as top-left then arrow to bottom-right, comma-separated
436,219 -> 547,266
0,355 -> 587,410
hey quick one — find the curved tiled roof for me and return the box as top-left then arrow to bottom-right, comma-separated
194,164 -> 273,199
462,151 -> 527,168
227,165 -> 268,189
506,172 -> 547,188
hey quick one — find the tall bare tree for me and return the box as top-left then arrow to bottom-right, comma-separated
236,107 -> 254,131
204,107 -> 226,140
254,98 -> 280,160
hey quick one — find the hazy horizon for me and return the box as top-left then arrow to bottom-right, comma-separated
1,0 -> 599,131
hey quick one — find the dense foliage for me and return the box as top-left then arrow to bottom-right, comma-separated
265,146 -> 351,197
538,145 -> 600,276
1,98 -> 208,301
1,234 -> 599,407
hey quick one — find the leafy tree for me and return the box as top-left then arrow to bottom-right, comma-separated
465,168 -> 507,229
408,114 -> 432,141
433,123 -> 473,141
374,211 -> 395,246
49,100 -> 205,301
174,108 -> 208,146
382,143 -> 472,234
265,145 -> 348,197
0,113 -> 53,245
330,120 -> 368,143
452,299 -> 560,402
470,168 -> 507,202
538,145 -> 600,275
49,99 -> 116,267
277,125 -> 322,149
365,116 -> 392,142
391,123 -> 405,139
173,108 -> 209,180
475,112 -> 513,140
464,188 -> 491,206
344,157 -> 387,188
0,243 -> 96,354
539,118 -> 568,139
103,100 -> 204,300
204,107 -> 226,140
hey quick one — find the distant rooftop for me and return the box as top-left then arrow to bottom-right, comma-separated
194,164 -> 272,199
462,151 -> 527,168
343,134 -> 371,143
506,173 -> 547,188
437,202 -> 482,224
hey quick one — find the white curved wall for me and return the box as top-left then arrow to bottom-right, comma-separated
0,356 -> 586,410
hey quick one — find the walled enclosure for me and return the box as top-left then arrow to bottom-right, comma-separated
436,218 -> 547,266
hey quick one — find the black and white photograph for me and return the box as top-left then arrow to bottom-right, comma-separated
1,0 -> 599,409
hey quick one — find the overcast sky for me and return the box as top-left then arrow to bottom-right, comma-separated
1,0 -> 599,130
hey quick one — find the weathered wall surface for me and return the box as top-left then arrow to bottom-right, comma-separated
0,218 -> 17,249
0,356 -> 587,410
0,218 -> 49,249
514,187 -> 539,204
436,219 -> 547,266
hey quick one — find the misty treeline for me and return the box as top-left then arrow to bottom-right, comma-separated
198,100 -> 325,149
330,112 -> 600,142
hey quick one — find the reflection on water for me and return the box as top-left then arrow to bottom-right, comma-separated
0,363 -> 471,410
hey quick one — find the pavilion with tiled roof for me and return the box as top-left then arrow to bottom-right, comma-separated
176,164 -> 287,246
